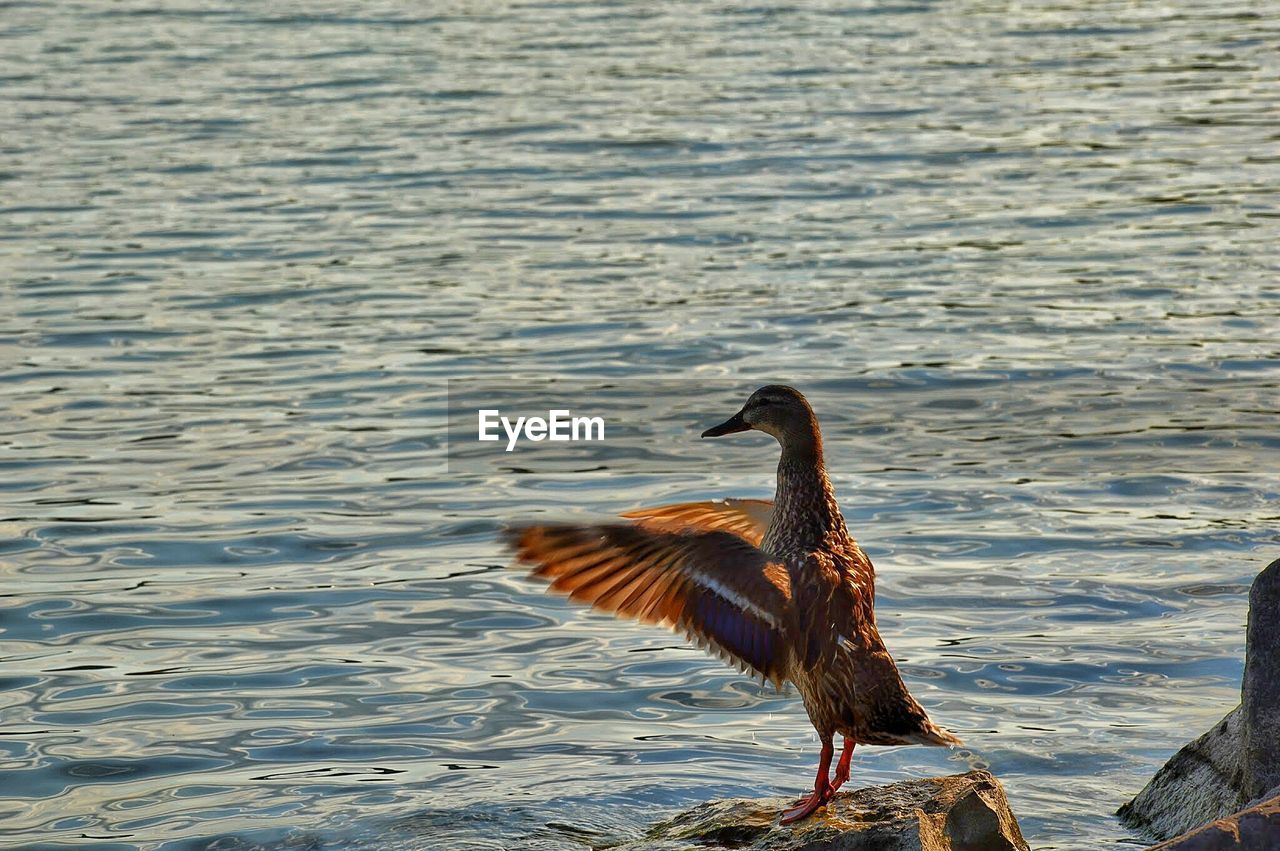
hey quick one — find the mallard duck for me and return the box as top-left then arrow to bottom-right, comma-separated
505,385 -> 960,823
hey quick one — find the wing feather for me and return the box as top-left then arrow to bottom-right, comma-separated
507,523 -> 792,684
620,498 -> 774,547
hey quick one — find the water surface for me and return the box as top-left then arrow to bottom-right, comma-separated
2,1 -> 1279,849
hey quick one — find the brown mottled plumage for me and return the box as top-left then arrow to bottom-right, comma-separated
505,385 -> 960,823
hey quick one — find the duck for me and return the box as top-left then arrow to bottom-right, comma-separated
505,385 -> 960,823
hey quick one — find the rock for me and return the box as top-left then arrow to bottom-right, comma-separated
1243,560 -> 1280,801
1145,788 -> 1280,851
626,770 -> 1030,851
1116,705 -> 1250,840
1119,557 -> 1280,841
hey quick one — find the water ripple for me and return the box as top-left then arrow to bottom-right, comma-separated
2,0 -> 1279,848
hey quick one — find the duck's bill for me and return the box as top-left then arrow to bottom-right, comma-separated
701,411 -> 750,438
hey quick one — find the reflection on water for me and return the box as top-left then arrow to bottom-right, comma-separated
2,0 -> 1278,848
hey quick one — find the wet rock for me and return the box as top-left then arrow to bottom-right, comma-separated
1119,557 -> 1280,841
628,770 -> 1029,851
1145,787 -> 1280,851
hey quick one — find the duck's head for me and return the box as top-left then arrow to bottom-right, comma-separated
701,385 -> 818,446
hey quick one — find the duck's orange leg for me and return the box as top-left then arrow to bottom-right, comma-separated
780,735 -> 834,824
828,738 -> 856,792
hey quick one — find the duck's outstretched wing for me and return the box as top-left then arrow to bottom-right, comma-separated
506,523 -> 791,685
620,498 -> 774,547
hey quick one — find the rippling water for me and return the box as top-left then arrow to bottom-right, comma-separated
3,1 -> 1279,849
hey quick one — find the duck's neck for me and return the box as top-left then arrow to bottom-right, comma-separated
762,428 -> 848,554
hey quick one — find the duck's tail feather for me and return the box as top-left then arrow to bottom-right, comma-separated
908,722 -> 963,747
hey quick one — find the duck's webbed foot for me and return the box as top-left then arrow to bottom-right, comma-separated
778,735 -> 834,824
780,785 -> 830,824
